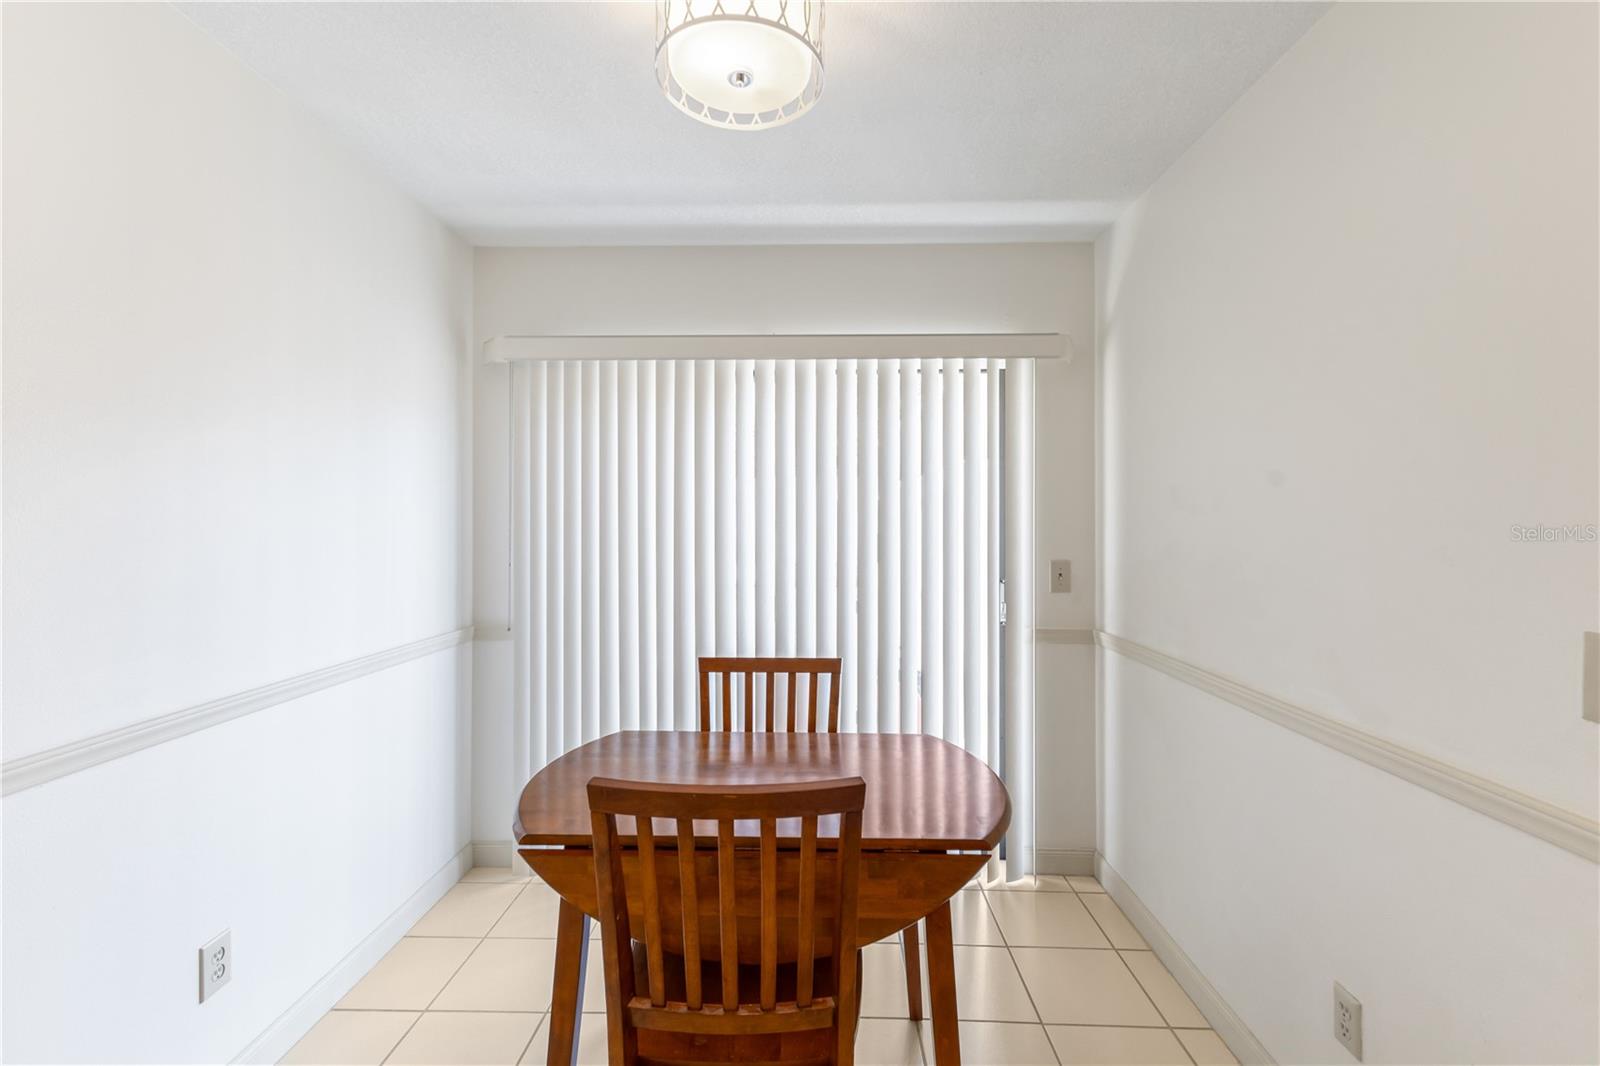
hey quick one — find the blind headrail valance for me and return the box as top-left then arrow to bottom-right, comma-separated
483,332 -> 1070,364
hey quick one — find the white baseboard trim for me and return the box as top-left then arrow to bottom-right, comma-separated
1096,855 -> 1273,1066
472,839 -> 517,868
232,843 -> 473,1065
1097,631 -> 1599,863
1033,847 -> 1097,875
2,627 -> 474,796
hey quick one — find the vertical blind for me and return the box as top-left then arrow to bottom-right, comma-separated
509,357 -> 1035,876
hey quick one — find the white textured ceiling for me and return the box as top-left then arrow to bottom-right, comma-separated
179,2 -> 1327,245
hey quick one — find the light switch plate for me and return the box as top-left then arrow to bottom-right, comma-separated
1051,560 -> 1071,594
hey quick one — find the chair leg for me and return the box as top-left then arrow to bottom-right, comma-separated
835,949 -> 862,1066
925,901 -> 960,1066
902,923 -> 924,1022
548,899 -> 591,1066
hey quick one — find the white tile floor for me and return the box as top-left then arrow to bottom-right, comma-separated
284,867 -> 1238,1065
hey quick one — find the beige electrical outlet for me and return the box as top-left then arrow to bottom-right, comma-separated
1584,632 -> 1599,724
1051,560 -> 1071,594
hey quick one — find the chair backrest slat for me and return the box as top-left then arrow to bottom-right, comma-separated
586,776 -> 866,1061
635,816 -> 665,1007
698,657 -> 842,733
759,817 -> 778,1011
827,676 -> 840,740
716,819 -> 738,1010
675,819 -> 702,1011
796,814 -> 818,1008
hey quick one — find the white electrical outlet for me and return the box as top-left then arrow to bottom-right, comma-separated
1334,981 -> 1363,1060
199,930 -> 232,1003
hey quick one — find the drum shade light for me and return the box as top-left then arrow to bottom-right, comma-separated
656,0 -> 824,130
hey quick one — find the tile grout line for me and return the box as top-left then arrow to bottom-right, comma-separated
403,882 -> 531,1051
375,880 -> 533,1065
375,1009 -> 427,1066
1074,878 -> 1225,1054
1074,887 -> 1199,1066
320,884 -> 532,1066
515,1012 -> 549,1065
328,871 -> 1218,1065
377,937 -> 482,1062
341,1007 -> 558,1014
1045,876 -> 1205,1066
1081,896 -> 1196,1062
419,937 -> 485,1012
1116,947 -> 1202,1064
473,880 -> 532,940
977,881 -> 1063,1066
1044,1022 -> 1202,1031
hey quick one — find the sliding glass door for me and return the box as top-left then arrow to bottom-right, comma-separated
508,356 -> 1036,874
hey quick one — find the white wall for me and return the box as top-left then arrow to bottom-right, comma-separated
1096,3 -> 1598,1062
471,244 -> 1097,867
2,4 -> 473,1062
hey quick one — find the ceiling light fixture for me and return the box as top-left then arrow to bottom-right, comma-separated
656,1 -> 824,130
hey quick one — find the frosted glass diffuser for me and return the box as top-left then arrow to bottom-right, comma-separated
656,0 -> 824,130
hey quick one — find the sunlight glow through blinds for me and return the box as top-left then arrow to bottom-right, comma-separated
510,357 -> 1035,875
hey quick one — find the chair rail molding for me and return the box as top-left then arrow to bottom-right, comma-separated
1,627 -> 474,796
1036,627 -> 1096,645
1096,630 -> 1600,863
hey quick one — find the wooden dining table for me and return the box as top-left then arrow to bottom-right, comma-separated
514,730 -> 1011,1066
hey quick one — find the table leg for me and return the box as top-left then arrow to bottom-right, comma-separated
547,897 -> 591,1066
925,900 -> 960,1066
902,922 -> 924,1022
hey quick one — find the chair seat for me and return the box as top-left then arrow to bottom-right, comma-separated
629,941 -> 849,1010
618,942 -> 861,1064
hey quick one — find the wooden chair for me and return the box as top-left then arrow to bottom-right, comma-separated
696,656 -> 925,1023
697,656 -> 843,733
587,777 -> 866,1066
